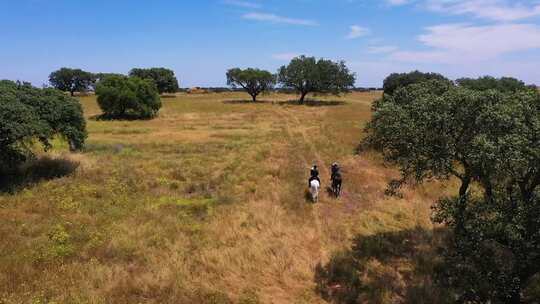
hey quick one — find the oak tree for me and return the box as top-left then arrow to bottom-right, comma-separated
278,56 -> 355,103
96,75 -> 161,119
364,79 -> 540,303
226,68 -> 275,102
129,68 -> 179,94
49,68 -> 95,96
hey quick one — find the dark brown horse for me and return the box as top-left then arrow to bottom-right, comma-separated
331,172 -> 342,198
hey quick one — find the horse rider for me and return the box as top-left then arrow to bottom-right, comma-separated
331,162 -> 341,180
309,164 -> 321,187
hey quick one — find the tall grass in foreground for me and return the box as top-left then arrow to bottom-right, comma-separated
1,92 -> 455,303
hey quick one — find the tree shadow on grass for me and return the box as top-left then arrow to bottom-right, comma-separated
315,227 -> 450,304
0,156 -> 79,193
278,99 -> 346,107
222,99 -> 272,105
89,114 -> 155,121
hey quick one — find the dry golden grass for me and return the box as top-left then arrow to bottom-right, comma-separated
1,91 -> 450,303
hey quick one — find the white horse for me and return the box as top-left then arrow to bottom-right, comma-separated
310,179 -> 320,203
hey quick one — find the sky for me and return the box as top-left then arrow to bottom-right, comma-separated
1,0 -> 539,88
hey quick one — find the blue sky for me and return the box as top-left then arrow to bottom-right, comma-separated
1,0 -> 539,87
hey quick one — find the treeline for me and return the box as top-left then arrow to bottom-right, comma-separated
48,67 -> 180,96
47,67 -> 182,120
177,87 -> 382,94
382,71 -> 536,95
51,56 -> 357,104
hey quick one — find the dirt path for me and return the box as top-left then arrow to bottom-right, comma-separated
272,105 -> 332,262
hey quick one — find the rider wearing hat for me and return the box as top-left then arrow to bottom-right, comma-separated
331,162 -> 341,180
309,164 -> 321,187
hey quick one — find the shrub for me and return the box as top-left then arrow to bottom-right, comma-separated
96,75 -> 162,119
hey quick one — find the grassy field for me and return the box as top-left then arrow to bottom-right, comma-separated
0,92 -> 453,303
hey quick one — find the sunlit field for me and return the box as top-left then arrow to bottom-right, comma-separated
1,92 -> 454,303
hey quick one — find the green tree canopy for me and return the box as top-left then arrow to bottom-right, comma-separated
277,56 -> 356,103
226,68 -> 275,102
128,68 -> 179,94
456,76 -> 528,93
382,70 -> 451,96
364,79 -> 540,303
49,68 -> 96,96
0,80 -> 87,171
95,75 -> 161,119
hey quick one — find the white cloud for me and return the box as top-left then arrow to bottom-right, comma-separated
242,12 -> 318,26
223,0 -> 261,9
390,23 -> 540,63
367,45 -> 398,54
425,0 -> 540,21
346,25 -> 370,39
272,53 -> 301,60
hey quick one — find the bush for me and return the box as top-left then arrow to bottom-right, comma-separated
96,75 -> 162,119
0,80 -> 87,172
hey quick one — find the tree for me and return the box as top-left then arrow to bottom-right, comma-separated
91,73 -> 125,90
128,68 -> 179,94
277,56 -> 356,103
95,75 -> 161,119
226,68 -> 275,102
49,68 -> 95,96
364,79 -> 540,303
382,70 -> 451,96
456,76 -> 528,93
0,80 -> 87,171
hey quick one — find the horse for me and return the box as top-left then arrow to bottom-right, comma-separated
331,172 -> 342,198
310,179 -> 320,203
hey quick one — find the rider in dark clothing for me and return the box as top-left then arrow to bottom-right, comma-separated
330,162 -> 343,196
311,165 -> 319,178
331,163 -> 342,181
309,165 -> 321,187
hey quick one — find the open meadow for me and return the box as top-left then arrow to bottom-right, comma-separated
1,92 -> 455,303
